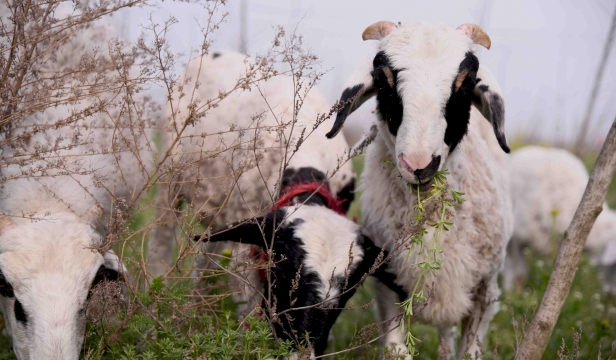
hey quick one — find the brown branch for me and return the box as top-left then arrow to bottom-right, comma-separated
516,115 -> 616,359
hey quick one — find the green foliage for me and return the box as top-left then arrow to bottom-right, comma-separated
79,281 -> 295,360
1,154 -> 615,359
380,157 -> 466,356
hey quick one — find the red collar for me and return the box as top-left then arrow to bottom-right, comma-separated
272,182 -> 347,215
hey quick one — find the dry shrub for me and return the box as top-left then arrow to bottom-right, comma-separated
0,0 -> 399,358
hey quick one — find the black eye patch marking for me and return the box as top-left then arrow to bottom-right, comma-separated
444,51 -> 479,153
14,299 -> 27,324
373,51 -> 404,137
0,271 -> 27,324
0,271 -> 14,298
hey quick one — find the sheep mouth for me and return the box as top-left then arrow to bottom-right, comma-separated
410,179 -> 433,193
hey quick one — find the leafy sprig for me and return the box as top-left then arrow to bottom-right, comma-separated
383,157 -> 465,355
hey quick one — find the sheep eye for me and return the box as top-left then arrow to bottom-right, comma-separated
14,299 -> 27,324
0,271 -> 15,298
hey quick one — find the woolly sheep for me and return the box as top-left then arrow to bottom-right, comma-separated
145,50 -> 358,345
197,184 -> 396,356
503,146 -> 616,293
0,12 -> 150,359
325,22 -> 513,358
0,110 -> 149,360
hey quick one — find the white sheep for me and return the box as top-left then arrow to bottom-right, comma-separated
0,114 -> 150,360
145,50 -> 357,340
503,145 -> 616,293
325,22 -> 513,358
0,11 -> 151,360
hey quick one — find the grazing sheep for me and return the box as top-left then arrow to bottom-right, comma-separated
0,112 -> 149,360
0,13 -> 150,360
196,191 -> 396,356
146,50 -> 355,276
326,22 -> 513,358
503,146 -> 616,293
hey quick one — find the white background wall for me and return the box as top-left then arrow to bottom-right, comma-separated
118,0 -> 616,146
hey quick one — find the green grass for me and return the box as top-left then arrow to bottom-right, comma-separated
1,150 -> 615,359
325,150 -> 616,359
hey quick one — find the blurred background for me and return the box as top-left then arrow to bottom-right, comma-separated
116,0 -> 616,149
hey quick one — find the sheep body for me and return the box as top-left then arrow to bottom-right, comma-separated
363,108 -> 511,344
0,13 -> 150,359
202,201 -> 393,356
148,50 -> 355,278
503,146 -> 616,292
327,22 -> 513,358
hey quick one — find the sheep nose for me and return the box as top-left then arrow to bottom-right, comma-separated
398,154 -> 441,183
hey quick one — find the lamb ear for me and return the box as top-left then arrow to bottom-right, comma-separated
358,234 -> 408,301
326,58 -> 377,139
472,65 -> 510,153
193,210 -> 285,248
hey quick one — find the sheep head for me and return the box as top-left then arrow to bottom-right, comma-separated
0,208 -> 127,360
327,22 -> 508,188
194,206 -> 395,356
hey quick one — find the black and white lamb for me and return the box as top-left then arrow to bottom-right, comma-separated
326,21 -> 513,358
195,176 -> 396,356
145,50 -> 360,354
503,145 -> 616,293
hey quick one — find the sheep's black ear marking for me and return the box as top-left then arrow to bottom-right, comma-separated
91,265 -> 120,289
193,210 -> 285,248
88,264 -> 121,299
326,58 -> 376,139
282,167 -> 327,189
336,178 -> 356,213
358,235 -> 407,302
472,65 -> 510,153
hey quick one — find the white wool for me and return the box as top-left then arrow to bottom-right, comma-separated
503,146 -> 616,292
383,23 -> 473,169
343,22 -> 513,358
0,14 -> 149,359
286,206 -> 363,301
364,109 -> 511,324
148,50 -> 355,279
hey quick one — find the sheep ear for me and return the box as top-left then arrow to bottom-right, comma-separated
102,250 -> 129,283
472,65 -> 510,153
326,58 -> 377,139
193,210 -> 285,248
358,234 -> 408,301
336,178 -> 356,213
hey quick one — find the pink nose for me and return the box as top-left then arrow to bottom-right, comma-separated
398,154 -> 433,173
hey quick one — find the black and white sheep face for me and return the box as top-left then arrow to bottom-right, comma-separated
0,216 -> 124,360
327,22 -> 509,188
198,205 -> 391,356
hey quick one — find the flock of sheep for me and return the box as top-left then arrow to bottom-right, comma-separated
1,12 -> 615,360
